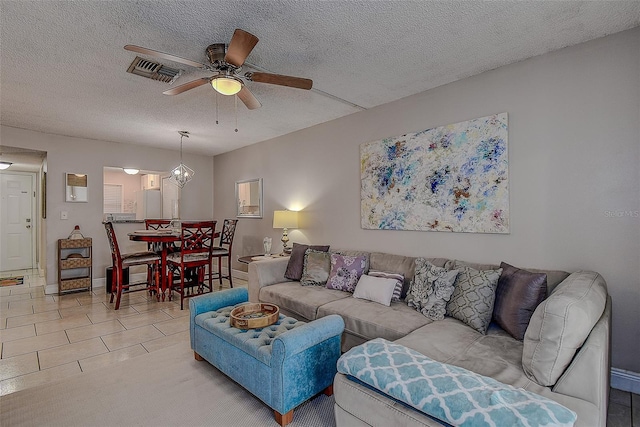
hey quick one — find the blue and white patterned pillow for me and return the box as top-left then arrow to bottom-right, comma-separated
338,338 -> 577,427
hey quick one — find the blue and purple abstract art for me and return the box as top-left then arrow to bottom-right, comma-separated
361,113 -> 509,233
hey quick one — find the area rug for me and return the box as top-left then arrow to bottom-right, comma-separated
0,276 -> 23,287
0,343 -> 336,427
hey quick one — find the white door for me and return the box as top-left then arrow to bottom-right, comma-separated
0,173 -> 35,271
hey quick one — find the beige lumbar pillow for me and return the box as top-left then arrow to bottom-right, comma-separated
522,271 -> 607,386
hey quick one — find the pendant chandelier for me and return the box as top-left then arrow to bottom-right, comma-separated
169,131 -> 194,188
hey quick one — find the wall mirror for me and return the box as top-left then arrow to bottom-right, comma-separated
236,178 -> 263,218
65,173 -> 88,202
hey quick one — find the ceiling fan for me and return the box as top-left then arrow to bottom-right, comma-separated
124,29 -> 313,110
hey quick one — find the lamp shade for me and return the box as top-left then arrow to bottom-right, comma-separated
273,210 -> 299,229
211,76 -> 243,96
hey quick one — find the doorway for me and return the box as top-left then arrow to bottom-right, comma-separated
0,172 -> 36,271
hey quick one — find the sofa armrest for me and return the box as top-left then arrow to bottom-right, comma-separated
552,295 -> 611,427
272,314 -> 345,360
189,288 -> 249,350
189,288 -> 248,317
248,257 -> 290,302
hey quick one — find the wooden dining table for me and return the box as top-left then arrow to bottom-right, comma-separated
129,228 -> 221,301
128,229 -> 180,301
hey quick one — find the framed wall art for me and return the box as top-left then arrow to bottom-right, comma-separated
360,113 -> 509,234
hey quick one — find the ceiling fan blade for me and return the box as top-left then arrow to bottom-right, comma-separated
124,45 -> 207,69
163,78 -> 211,95
224,29 -> 259,67
237,86 -> 261,110
248,72 -> 312,90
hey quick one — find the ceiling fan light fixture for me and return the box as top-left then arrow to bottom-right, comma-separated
0,161 -> 12,170
211,76 -> 243,96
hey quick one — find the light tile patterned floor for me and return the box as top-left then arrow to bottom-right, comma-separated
0,268 -> 242,396
0,269 -> 638,426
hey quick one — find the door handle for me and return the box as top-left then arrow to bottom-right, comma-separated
26,225 -> 31,229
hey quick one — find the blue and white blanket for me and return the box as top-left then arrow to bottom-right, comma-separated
337,338 -> 576,427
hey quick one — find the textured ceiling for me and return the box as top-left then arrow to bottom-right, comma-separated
1,1 -> 639,156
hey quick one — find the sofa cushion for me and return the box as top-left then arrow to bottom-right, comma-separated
368,270 -> 404,302
522,271 -> 607,386
446,265 -> 502,334
352,274 -> 397,306
300,249 -> 331,286
317,297 -> 432,343
369,253 -> 449,299
493,262 -> 547,340
448,259 -> 570,295
407,259 -> 459,321
259,281 -> 350,321
397,320 -> 543,392
326,253 -> 368,292
284,243 -> 330,280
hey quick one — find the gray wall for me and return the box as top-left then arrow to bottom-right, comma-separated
0,126 -> 215,283
214,28 -> 640,373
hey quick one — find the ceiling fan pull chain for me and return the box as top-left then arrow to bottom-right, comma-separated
234,95 -> 238,132
215,91 -> 219,125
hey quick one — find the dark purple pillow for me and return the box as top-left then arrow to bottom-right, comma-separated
284,243 -> 330,280
493,262 -> 548,340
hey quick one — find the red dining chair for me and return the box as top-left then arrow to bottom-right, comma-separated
104,222 -> 161,310
210,219 -> 238,289
144,219 -> 182,253
166,221 -> 217,309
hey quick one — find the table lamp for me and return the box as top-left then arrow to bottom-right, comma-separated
273,210 -> 299,254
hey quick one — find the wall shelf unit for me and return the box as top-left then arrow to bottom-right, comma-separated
57,238 -> 92,294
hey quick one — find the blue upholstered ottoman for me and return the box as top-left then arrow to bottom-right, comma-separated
189,288 -> 344,426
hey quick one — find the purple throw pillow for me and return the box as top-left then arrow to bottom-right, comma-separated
326,253 -> 368,293
493,262 -> 548,340
284,243 -> 330,280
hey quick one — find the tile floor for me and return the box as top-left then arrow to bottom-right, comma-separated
1,268 -> 241,396
1,269 -> 638,426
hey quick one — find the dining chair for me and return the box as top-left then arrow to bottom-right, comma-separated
210,219 -> 238,288
166,221 -> 217,309
104,222 -> 161,310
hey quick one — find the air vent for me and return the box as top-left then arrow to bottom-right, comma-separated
126,56 -> 182,84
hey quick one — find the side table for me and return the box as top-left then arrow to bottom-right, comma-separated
238,254 -> 289,264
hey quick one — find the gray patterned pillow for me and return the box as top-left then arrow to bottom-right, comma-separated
446,265 -> 502,334
300,249 -> 331,286
406,258 -> 459,320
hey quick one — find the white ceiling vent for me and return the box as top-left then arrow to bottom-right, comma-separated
126,56 -> 182,84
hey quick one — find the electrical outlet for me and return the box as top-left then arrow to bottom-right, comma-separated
60,211 -> 68,220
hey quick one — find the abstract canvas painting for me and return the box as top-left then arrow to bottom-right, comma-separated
361,113 -> 508,233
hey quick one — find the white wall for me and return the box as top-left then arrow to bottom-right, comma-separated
213,28 -> 640,373
0,127 -> 215,283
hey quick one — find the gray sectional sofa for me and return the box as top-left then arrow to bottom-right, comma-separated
248,251 -> 611,427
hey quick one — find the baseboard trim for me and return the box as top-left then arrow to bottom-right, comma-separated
46,276 -> 105,295
611,368 -> 640,394
232,268 -> 247,281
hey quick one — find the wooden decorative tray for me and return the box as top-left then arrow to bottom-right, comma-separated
230,303 -> 279,329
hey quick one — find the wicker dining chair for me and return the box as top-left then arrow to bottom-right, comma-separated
210,219 -> 238,288
104,222 -> 161,310
166,221 -> 217,309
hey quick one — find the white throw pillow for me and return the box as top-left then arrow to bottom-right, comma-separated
352,275 -> 397,306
